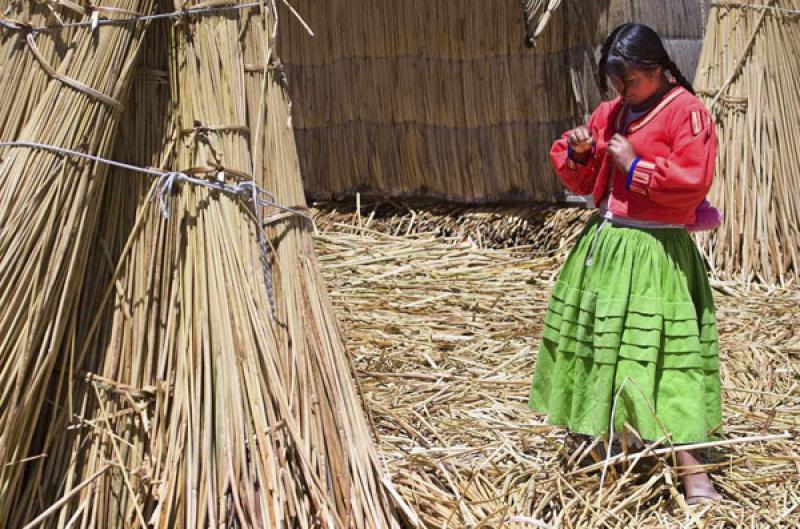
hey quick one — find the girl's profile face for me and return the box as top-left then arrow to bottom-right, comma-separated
609,66 -> 666,107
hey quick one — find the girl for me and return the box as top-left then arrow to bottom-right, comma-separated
529,23 -> 722,504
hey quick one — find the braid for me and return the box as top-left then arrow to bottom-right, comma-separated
666,59 -> 695,95
598,24 -> 630,93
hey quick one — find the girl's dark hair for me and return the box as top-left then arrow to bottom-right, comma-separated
598,23 -> 695,95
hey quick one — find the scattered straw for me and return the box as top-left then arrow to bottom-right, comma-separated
315,212 -> 800,527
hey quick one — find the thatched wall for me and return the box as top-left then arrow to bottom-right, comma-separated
278,0 -> 705,203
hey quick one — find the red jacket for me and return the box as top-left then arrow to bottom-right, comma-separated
550,86 -> 717,225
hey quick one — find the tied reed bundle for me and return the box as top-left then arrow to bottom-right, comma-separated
4,3 -> 410,527
2,23 -> 175,529
0,2 -> 155,526
0,3 -> 78,146
695,0 -> 800,284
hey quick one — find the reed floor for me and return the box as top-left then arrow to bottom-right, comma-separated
314,204 -> 800,529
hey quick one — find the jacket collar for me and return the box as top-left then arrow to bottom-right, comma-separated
612,85 -> 686,135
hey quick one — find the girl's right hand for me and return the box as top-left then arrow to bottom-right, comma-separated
567,126 -> 594,153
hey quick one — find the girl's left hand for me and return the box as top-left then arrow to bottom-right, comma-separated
608,134 -> 637,172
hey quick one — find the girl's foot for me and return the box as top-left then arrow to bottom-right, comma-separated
677,450 -> 721,505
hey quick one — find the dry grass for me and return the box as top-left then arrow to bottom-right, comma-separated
311,199 -> 592,255
314,208 -> 800,528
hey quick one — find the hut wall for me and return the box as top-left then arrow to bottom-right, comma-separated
277,0 -> 705,204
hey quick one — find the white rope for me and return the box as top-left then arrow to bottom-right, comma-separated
0,141 -> 164,175
0,140 -> 313,317
0,140 -> 311,222
1,3 -> 260,32
0,0 -> 315,35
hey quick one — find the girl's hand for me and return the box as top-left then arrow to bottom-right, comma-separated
567,126 -> 594,154
608,133 -> 637,172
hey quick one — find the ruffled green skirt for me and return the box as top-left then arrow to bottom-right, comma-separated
529,216 -> 722,443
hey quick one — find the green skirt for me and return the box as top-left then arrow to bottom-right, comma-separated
529,215 -> 722,443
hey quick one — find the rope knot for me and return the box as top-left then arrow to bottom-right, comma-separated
153,171 -> 186,219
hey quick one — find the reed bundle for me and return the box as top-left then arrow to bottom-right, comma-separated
0,3 -> 78,145
0,3 -> 154,526
0,3 -> 408,528
241,7 -> 408,528
2,22 -> 175,529
315,223 -> 800,528
311,199 -> 591,254
105,11 -> 331,525
695,1 -> 800,285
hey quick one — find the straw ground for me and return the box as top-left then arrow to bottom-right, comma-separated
313,202 -> 800,528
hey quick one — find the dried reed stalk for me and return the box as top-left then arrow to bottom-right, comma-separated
0,3 -> 154,526
695,0 -> 800,284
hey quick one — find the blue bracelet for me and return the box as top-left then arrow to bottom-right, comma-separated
626,156 -> 641,190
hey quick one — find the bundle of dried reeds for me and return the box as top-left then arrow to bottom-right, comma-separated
2,21 -> 175,529
241,7 -> 409,527
695,1 -> 800,284
2,4 -> 408,526
312,199 -> 591,254
0,3 -> 154,526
